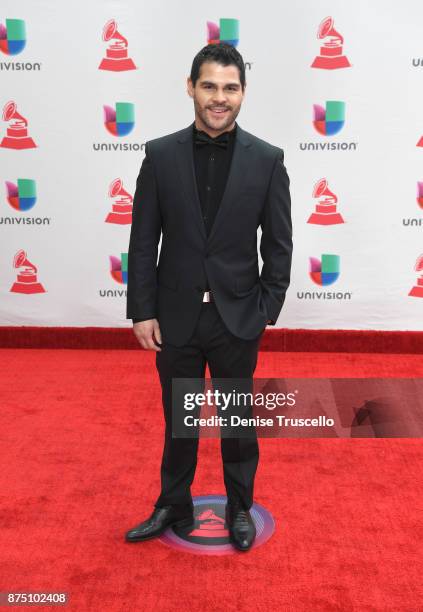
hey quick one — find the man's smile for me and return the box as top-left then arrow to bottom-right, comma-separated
208,107 -> 230,118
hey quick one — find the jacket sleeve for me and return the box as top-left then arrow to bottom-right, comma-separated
259,148 -> 293,325
132,318 -> 154,324
126,143 -> 162,320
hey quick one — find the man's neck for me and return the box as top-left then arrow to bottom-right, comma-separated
194,117 -> 236,139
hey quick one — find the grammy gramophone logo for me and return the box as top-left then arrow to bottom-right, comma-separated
409,254 -> 423,298
105,178 -> 133,224
0,100 -> 36,149
311,16 -> 351,70
10,249 -> 45,294
308,178 -> 344,225
98,19 -> 136,72
159,494 -> 275,554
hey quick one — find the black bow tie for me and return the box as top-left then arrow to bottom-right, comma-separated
194,130 -> 230,149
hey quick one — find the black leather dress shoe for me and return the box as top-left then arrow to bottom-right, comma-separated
225,502 -> 256,551
125,505 -> 194,543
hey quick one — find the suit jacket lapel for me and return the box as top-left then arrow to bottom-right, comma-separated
208,124 -> 252,244
175,122 -> 252,244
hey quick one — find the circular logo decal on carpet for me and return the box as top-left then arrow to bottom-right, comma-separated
159,494 -> 275,555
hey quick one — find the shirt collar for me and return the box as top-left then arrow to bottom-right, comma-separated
192,121 -> 237,142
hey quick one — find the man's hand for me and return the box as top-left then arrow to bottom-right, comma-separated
133,318 -> 162,351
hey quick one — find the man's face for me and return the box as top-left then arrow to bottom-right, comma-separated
187,60 -> 245,136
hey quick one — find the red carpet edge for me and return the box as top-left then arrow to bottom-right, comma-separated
0,326 -> 422,352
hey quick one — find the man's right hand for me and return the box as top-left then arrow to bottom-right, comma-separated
133,319 -> 162,351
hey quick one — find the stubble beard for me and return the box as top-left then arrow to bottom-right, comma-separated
194,97 -> 241,134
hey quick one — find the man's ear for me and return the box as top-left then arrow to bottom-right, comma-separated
187,77 -> 194,98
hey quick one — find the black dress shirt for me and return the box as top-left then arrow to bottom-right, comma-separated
133,122 -> 236,324
192,121 -> 236,290
192,121 -> 236,243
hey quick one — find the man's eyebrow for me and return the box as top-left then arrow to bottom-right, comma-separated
200,80 -> 241,88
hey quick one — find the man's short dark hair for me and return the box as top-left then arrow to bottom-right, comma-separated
190,43 -> 246,90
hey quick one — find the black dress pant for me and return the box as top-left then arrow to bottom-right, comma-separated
154,301 -> 264,510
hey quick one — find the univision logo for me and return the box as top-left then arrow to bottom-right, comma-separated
402,181 -> 423,227
207,18 -> 239,47
104,102 -> 134,136
0,18 -> 26,54
99,253 -> 128,297
313,101 -> 345,135
297,254 -> 352,300
0,18 -> 41,70
300,101 -> 358,151
309,253 -> 340,285
0,178 -> 51,225
110,253 -> 127,283
93,102 -> 145,151
6,178 -> 36,210
206,19 -> 253,71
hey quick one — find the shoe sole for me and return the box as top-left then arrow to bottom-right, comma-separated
125,516 -> 194,543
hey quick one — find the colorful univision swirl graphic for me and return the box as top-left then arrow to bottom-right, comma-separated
109,254 -> 128,284
103,103 -> 135,136
313,101 -> 345,135
6,179 -> 37,211
0,19 -> 26,55
207,18 -> 239,47
417,182 -> 423,210
309,254 -> 340,286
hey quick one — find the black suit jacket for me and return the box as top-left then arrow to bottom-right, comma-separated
127,122 -> 293,347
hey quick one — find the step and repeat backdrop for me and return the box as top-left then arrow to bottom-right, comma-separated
1,1 -> 422,330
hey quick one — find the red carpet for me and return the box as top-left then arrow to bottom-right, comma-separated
1,326 -> 422,353
1,348 -> 422,611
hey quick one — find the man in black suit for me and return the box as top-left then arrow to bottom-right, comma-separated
125,43 -> 292,551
